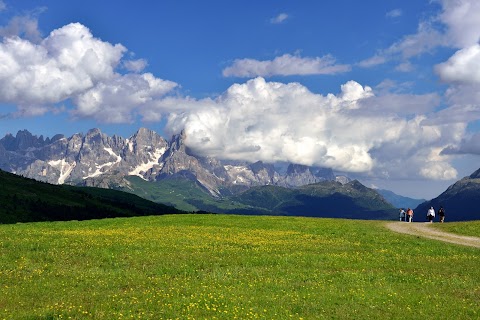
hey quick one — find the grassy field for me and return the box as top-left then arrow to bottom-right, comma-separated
0,215 -> 479,319
433,220 -> 480,237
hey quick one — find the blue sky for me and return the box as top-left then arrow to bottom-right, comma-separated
1,0 -> 480,199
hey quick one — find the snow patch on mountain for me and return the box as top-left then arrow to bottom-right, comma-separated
224,165 -> 253,184
104,147 -> 122,163
128,147 -> 166,180
48,159 -> 76,184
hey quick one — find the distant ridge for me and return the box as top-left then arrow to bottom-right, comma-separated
376,189 -> 426,209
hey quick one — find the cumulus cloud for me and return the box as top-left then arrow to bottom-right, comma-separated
165,77 -> 457,180
72,73 -> 177,123
0,23 -> 123,107
420,162 -> 457,180
222,53 -> 350,78
436,44 -> 480,84
270,13 -> 288,24
0,22 -> 177,121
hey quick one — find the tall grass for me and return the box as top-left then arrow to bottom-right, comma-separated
0,215 -> 478,319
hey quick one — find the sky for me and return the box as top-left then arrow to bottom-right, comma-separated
1,0 -> 480,200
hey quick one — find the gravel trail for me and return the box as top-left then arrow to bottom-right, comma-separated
385,222 -> 480,248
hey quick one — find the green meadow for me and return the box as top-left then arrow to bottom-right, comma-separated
434,220 -> 480,237
0,215 -> 479,319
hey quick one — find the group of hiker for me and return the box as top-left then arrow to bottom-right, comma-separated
398,206 -> 445,223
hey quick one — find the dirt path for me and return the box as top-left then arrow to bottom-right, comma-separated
385,222 -> 480,248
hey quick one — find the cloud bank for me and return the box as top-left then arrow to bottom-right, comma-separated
165,77 -> 459,180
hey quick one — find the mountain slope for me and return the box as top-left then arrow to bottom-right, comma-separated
116,175 -> 254,213
231,180 -> 397,219
415,169 -> 480,221
0,169 -> 183,224
376,189 -> 426,209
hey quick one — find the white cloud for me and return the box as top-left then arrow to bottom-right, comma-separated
435,44 -> 480,84
165,77 -> 458,180
438,0 -> 480,48
386,9 -> 402,18
0,23 -> 124,109
0,22 -> 177,121
123,58 -> 148,73
270,13 -> 288,24
358,55 -> 386,68
420,161 -> 457,180
72,73 -> 178,123
222,53 -> 350,78
0,14 -> 42,42
432,1 -> 480,139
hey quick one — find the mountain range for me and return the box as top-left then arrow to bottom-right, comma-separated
2,127 -> 478,221
0,128 -> 346,196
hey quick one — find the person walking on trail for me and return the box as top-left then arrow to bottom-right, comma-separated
427,206 -> 435,223
399,208 -> 406,221
438,206 -> 445,223
406,208 -> 414,222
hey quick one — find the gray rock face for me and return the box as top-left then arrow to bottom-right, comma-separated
279,164 -> 336,187
0,128 -> 342,196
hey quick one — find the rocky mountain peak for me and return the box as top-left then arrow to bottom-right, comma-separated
0,129 -> 46,151
286,164 -> 310,175
170,130 -> 187,151
249,161 -> 275,176
130,127 -> 166,147
135,127 -> 156,137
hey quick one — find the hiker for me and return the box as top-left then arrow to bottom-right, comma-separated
399,208 -> 406,221
406,208 -> 413,222
427,206 -> 435,223
438,206 -> 445,223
